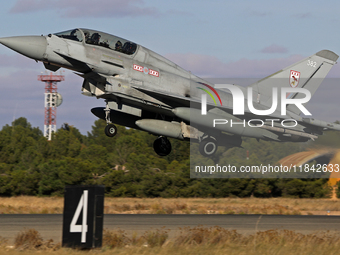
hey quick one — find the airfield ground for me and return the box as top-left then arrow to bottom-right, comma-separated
1,197 -> 340,254
0,196 -> 339,215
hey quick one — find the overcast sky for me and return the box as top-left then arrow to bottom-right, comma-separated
0,0 -> 339,134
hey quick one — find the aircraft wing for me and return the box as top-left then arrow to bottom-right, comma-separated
132,85 -> 274,121
132,86 -> 193,108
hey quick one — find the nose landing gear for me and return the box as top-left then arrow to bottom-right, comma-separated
105,123 -> 117,137
104,102 -> 118,137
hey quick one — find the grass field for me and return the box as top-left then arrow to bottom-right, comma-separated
0,196 -> 339,215
0,227 -> 339,255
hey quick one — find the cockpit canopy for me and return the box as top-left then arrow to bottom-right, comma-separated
53,28 -> 137,55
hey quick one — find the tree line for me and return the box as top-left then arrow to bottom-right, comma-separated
0,117 -> 338,198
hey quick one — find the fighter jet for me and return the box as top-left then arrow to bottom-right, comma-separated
0,28 -> 339,157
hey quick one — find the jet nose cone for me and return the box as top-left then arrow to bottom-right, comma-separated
0,36 -> 47,61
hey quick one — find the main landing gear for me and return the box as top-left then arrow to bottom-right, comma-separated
199,136 -> 218,157
153,136 -> 172,156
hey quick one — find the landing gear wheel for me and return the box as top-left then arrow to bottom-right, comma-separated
153,136 -> 172,156
199,137 -> 218,157
105,124 -> 117,137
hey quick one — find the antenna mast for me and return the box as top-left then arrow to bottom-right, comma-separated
38,72 -> 64,140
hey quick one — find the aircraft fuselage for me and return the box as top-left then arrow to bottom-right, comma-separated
1,28 -> 339,157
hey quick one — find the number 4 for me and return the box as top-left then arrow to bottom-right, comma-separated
70,190 -> 88,243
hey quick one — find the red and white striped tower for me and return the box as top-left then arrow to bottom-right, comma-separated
38,72 -> 64,140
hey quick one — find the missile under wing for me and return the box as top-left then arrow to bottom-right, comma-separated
0,28 -> 339,157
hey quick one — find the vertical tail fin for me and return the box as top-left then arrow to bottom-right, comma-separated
250,50 -> 338,115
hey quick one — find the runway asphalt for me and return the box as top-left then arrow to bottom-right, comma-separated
1,214 -> 340,244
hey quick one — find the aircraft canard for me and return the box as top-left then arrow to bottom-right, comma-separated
0,28 -> 340,157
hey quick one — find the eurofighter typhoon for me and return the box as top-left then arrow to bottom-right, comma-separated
1,28 -> 339,157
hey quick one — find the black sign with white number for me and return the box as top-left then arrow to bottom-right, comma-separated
62,185 -> 104,248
